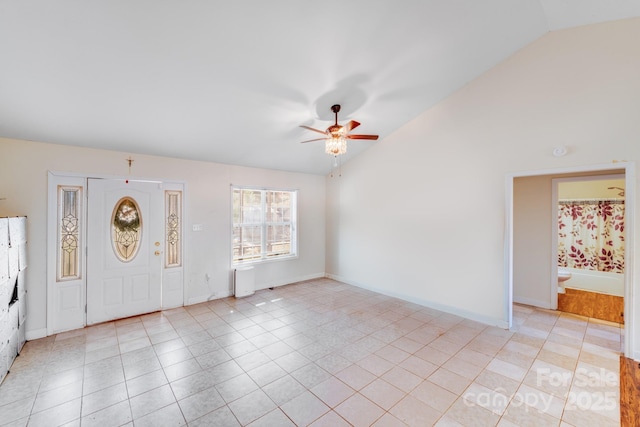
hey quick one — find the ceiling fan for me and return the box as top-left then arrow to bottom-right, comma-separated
300,104 -> 379,156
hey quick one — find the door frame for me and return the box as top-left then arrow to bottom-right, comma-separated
47,171 -> 186,335
505,162 -> 635,359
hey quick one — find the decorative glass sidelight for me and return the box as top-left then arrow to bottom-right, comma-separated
111,197 -> 142,262
165,190 -> 182,267
58,186 -> 82,280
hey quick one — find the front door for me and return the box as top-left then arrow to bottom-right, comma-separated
87,179 -> 163,324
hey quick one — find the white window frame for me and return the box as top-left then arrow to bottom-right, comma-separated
231,186 -> 298,265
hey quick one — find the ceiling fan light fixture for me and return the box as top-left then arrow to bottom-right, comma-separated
299,104 -> 377,159
325,136 -> 347,155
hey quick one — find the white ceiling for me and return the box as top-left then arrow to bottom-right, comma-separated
1,1 -> 639,175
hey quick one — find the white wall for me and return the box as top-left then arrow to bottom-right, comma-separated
0,138 -> 326,338
326,16 -> 640,353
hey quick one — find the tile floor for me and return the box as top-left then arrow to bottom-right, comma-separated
0,278 -> 623,426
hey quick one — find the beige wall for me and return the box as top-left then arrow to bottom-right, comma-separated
326,18 -> 640,356
0,138 -> 326,338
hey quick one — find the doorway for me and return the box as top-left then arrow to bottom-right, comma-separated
506,163 -> 635,358
47,173 -> 185,335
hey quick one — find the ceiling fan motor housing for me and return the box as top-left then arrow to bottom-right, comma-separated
328,124 -> 345,137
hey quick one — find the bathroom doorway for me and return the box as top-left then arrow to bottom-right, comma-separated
554,175 -> 625,324
507,162 -> 635,359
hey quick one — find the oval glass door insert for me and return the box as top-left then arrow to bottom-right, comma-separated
111,197 -> 142,262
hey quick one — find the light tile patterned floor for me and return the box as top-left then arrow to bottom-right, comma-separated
0,279 -> 623,426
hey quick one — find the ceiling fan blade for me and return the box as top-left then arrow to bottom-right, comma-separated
344,120 -> 360,132
300,137 -> 327,143
347,134 -> 379,140
299,125 -> 327,135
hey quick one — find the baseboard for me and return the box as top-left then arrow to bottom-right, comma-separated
25,328 -> 47,341
513,296 -> 552,309
326,274 -> 509,329
186,292 -> 232,305
186,295 -> 208,305
255,272 -> 325,292
185,273 -> 325,305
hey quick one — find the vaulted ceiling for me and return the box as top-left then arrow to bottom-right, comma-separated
1,1 -> 639,174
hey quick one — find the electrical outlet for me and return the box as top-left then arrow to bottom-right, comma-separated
192,224 -> 203,231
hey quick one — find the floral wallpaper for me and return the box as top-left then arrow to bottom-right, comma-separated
558,200 -> 625,273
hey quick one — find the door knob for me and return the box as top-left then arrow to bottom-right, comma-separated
154,251 -> 161,256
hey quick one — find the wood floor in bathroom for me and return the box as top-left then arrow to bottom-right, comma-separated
557,288 -> 624,324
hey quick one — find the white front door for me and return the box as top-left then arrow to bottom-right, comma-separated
87,179 -> 163,324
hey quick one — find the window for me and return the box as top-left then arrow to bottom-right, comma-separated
111,197 -> 142,262
57,185 -> 82,280
165,190 -> 182,268
232,187 -> 297,263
